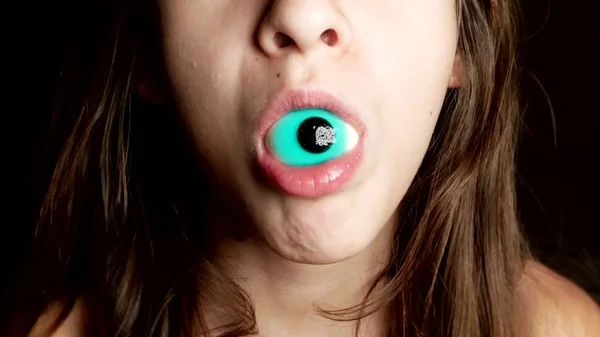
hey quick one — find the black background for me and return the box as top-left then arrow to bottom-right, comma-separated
518,0 -> 599,301
3,0 -> 599,307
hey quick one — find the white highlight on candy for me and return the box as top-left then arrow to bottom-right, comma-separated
345,125 -> 359,151
315,126 -> 337,146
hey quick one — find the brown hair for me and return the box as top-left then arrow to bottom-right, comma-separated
4,0 -> 529,336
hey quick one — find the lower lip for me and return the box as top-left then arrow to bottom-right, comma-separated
256,139 -> 364,199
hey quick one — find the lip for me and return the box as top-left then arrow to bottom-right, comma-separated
255,89 -> 366,198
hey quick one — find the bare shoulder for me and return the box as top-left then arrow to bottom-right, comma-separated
521,261 -> 600,337
27,300 -> 86,337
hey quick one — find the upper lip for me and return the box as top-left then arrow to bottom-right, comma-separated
255,88 -> 367,150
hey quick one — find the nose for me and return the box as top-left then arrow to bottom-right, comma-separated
257,0 -> 353,58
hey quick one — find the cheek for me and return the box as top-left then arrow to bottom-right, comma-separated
370,4 -> 456,132
351,1 -> 457,189
160,7 -> 254,165
360,1 -> 457,112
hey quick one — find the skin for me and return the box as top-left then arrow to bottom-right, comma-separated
156,0 -> 457,265
521,263 -> 600,337
32,263 -> 600,336
27,1 -> 600,336
154,0 -> 456,333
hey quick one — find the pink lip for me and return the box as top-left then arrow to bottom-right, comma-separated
255,89 -> 367,198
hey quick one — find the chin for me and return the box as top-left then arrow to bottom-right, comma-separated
246,193 -> 392,265
275,238 -> 370,265
271,239 -> 371,266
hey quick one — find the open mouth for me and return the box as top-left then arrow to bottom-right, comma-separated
255,89 -> 366,198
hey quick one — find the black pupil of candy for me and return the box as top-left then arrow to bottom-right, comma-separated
297,117 -> 335,154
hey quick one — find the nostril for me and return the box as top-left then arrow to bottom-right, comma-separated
320,29 -> 338,46
274,32 -> 294,48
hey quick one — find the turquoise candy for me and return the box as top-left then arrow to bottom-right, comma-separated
267,108 -> 357,167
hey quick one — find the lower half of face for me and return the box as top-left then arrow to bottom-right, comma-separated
157,0 -> 458,264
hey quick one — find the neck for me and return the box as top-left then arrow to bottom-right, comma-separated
208,218 -> 395,337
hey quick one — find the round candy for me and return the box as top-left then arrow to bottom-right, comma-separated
266,108 -> 359,167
